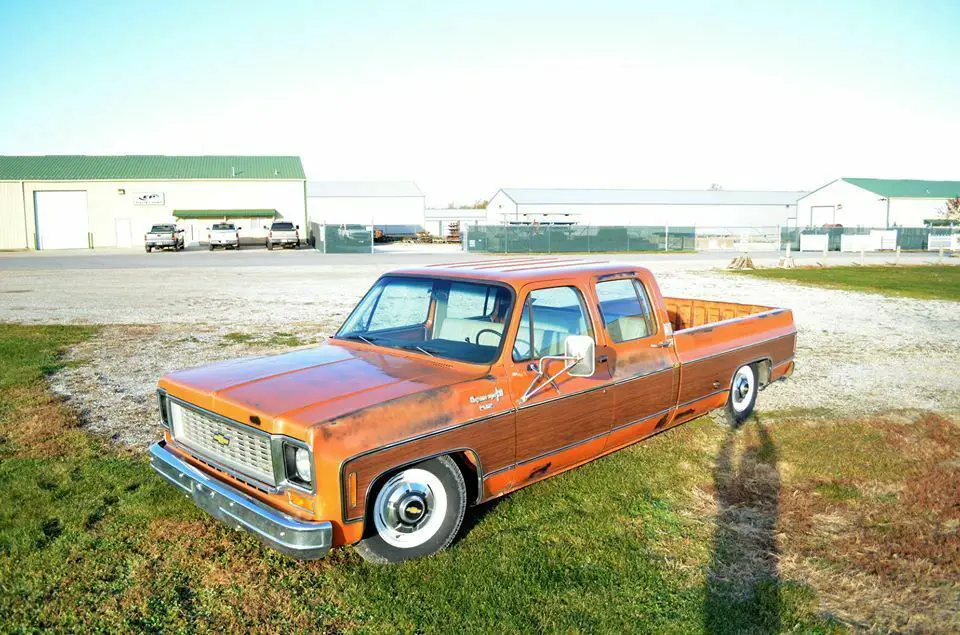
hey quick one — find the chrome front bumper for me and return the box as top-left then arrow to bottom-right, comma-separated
149,441 -> 333,559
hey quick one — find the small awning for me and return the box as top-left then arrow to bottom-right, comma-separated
173,209 -> 277,219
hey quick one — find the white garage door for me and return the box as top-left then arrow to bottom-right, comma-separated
35,191 -> 89,249
810,205 -> 836,227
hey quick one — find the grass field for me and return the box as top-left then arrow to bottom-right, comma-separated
1,324 -> 957,632
738,264 -> 960,301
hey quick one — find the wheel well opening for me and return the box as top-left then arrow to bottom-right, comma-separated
364,451 -> 481,526
448,451 -> 481,505
754,359 -> 772,387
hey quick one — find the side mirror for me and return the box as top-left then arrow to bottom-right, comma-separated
237,227 -> 242,230
564,335 -> 596,377
296,225 -> 300,229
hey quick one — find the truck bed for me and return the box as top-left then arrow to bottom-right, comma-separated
662,296 -> 797,418
663,297 -> 776,332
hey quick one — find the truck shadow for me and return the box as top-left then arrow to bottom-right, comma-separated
704,415 -> 782,633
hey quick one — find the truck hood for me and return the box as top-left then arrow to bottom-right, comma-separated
158,340 -> 481,436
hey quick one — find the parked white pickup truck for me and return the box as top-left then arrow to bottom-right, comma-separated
266,221 -> 301,250
208,223 -> 241,250
144,224 -> 184,252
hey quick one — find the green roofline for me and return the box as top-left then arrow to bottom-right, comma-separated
0,155 -> 305,181
842,177 -> 960,199
173,209 -> 277,219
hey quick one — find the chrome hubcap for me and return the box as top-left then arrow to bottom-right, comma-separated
731,366 -> 754,413
373,468 -> 447,548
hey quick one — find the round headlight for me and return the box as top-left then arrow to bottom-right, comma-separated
294,447 -> 312,482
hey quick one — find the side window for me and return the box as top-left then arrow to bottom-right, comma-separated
596,278 -> 657,343
513,286 -> 591,361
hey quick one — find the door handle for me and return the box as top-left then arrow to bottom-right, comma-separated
651,339 -> 674,348
597,355 -> 609,363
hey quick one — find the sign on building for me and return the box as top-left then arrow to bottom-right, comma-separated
133,192 -> 165,206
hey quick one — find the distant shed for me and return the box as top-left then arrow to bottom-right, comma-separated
485,188 -> 806,228
797,178 -> 960,228
307,181 -> 425,236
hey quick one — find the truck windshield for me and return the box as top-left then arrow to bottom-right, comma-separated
212,223 -> 235,230
336,276 -> 513,364
271,222 -> 294,230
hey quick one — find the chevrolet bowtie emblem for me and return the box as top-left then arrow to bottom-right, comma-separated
212,432 -> 231,446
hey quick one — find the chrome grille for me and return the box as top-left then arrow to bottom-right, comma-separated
170,402 -> 276,485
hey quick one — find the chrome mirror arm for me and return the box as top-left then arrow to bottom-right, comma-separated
519,355 -> 581,404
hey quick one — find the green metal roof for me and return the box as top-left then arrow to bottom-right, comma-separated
173,209 -> 277,219
0,155 -> 305,181
842,178 -> 960,199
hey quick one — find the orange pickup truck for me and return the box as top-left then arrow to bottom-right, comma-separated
151,259 -> 796,563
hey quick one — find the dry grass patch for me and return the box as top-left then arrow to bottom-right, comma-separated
730,410 -> 960,632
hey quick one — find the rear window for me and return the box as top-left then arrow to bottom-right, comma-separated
212,223 -> 235,230
150,225 -> 175,232
271,222 -> 295,230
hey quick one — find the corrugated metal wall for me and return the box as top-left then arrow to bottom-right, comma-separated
0,182 -> 28,249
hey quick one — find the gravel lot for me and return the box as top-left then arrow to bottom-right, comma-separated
1,254 -> 957,448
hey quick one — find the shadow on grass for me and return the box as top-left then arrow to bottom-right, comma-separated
704,416 -> 783,633
453,496 -> 504,545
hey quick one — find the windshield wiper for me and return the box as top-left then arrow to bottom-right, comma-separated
340,334 -> 377,346
401,343 -> 437,358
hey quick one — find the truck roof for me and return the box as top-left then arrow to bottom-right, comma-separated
389,258 -> 650,288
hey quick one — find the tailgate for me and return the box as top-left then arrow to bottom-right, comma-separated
673,307 -> 796,405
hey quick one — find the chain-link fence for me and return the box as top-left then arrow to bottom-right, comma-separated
462,225 -> 696,253
310,223 -> 373,254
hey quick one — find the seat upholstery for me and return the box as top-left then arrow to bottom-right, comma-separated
605,316 -> 651,342
435,317 -> 503,346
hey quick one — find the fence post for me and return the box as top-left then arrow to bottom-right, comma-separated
664,225 -> 669,252
895,246 -> 900,265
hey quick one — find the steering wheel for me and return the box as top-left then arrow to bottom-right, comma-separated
512,337 -> 532,360
475,328 -> 501,346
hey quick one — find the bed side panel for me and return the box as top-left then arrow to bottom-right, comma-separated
674,310 -> 796,405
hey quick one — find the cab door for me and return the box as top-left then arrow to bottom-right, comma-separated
592,275 -> 680,448
504,282 -> 615,479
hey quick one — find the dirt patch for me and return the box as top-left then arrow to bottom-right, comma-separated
24,264 -> 959,451
48,323 -> 335,448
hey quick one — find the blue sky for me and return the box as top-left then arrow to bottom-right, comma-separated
1,0 -> 958,203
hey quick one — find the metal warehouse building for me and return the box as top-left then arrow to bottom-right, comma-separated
0,155 -> 307,250
307,181 -> 425,237
797,178 -> 960,228
485,188 -> 806,227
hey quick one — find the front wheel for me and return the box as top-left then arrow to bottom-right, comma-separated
726,364 -> 757,424
354,455 -> 466,564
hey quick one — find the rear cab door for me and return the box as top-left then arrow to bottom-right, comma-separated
590,270 -> 681,449
502,279 -> 615,484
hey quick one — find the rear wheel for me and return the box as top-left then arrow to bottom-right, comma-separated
209,244 -> 214,251
354,455 -> 466,564
145,245 -> 152,253
267,241 -> 273,250
726,364 -> 757,424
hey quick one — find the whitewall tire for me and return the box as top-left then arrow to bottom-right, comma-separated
726,363 -> 758,424
354,455 -> 466,564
